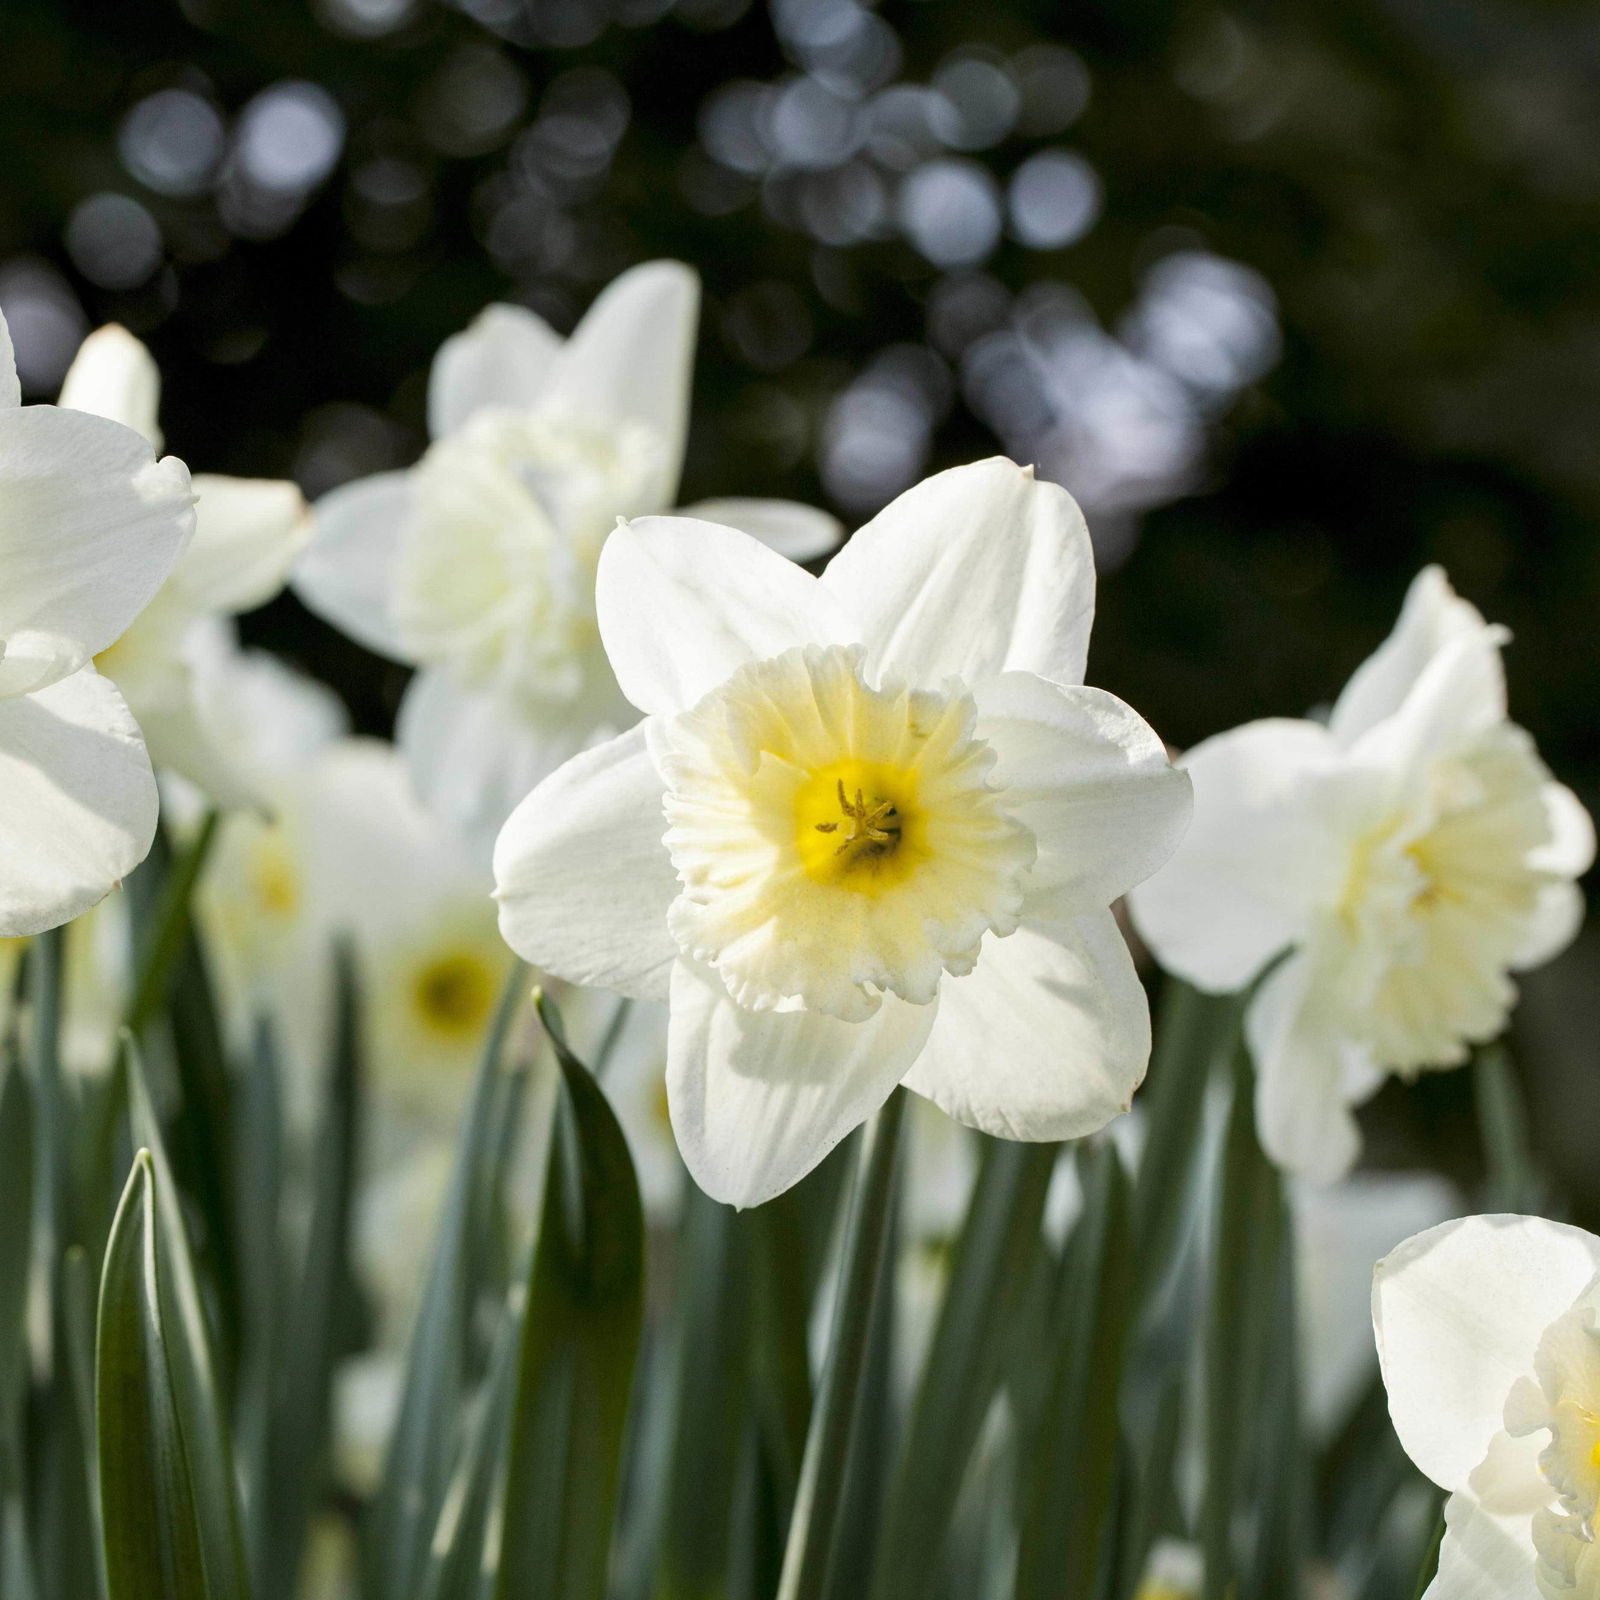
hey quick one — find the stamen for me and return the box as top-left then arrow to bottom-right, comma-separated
816,778 -> 903,857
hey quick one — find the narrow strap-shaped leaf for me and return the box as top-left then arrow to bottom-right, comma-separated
125,1056 -> 252,1600
652,1186 -> 754,1600
491,990 -> 644,1600
1474,1042 -> 1542,1212
0,1059 -> 34,1421
97,1147 -> 249,1600
123,811 -> 219,1037
1015,1141 -> 1136,1600
250,944 -> 361,1600
1133,979 -> 1241,1313
777,1088 -> 907,1600
1199,1047 -> 1285,1600
418,1303 -> 523,1600
871,1137 -> 1059,1600
368,963 -> 527,1600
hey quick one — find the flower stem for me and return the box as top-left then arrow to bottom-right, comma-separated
776,1087 -> 907,1600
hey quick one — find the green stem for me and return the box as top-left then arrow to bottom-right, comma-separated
776,1089 -> 907,1600
125,809 -> 219,1036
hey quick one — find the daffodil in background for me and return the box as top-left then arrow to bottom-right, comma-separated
495,456 -> 1193,1207
0,306 -> 194,933
1130,567 -> 1594,1181
293,260 -> 841,859
58,324 -> 312,808
1374,1213 -> 1600,1597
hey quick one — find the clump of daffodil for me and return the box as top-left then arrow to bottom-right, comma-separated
1130,567 -> 1593,1181
293,260 -> 840,858
1375,1213 -> 1600,1598
494,456 -> 1192,1208
59,324 -> 311,808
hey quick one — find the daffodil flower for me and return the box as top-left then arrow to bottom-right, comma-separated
292,261 -> 841,859
493,456 -> 1192,1208
1374,1213 -> 1600,1597
1129,567 -> 1594,1181
0,307 -> 194,933
59,324 -> 312,807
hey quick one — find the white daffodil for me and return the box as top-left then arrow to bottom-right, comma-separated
1373,1213 -> 1600,1598
1130,567 -> 1594,1181
0,306 -> 194,933
494,456 -> 1192,1208
292,261 -> 842,859
59,325 -> 311,807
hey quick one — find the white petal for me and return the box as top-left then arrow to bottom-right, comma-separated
398,666 -> 623,867
294,471 -> 415,662
667,957 -> 936,1208
903,911 -> 1150,1141
0,406 -> 192,689
1248,946 -> 1365,1182
1373,1212 -> 1600,1492
177,475 -> 311,614
596,515 -> 856,716
1532,782 -> 1595,877
1422,1492 -> 1538,1600
427,302 -> 562,440
1127,719 -> 1342,993
820,458 -> 1095,690
0,308 -> 18,408
493,721 -> 679,1001
679,497 -> 843,563
1514,883 -> 1585,971
1349,628 -> 1508,778
1330,568 -> 1493,746
0,668 -> 159,935
975,673 -> 1191,919
541,261 -> 699,502
58,325 -> 162,448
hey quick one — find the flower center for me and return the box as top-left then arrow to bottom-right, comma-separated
797,769 -> 914,887
656,643 -> 1036,1021
1330,726 -> 1561,1074
411,950 -> 498,1039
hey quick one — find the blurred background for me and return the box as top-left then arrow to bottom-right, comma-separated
3,0 -> 1597,1205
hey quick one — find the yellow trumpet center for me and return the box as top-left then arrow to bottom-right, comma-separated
412,950 -> 498,1038
795,763 -> 922,891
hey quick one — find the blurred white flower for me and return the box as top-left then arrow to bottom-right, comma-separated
1130,567 -> 1594,1181
0,306 -> 194,933
495,457 -> 1191,1208
59,324 -> 311,808
1373,1213 -> 1600,1598
293,261 -> 841,860
1135,1539 -> 1202,1599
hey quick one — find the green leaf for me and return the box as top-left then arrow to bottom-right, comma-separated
1474,1042 -> 1541,1212
1199,1047 -> 1293,1600
871,1137 -> 1059,1600
490,989 -> 645,1600
123,811 -> 220,1038
368,963 -> 529,1600
776,1089 -> 907,1600
0,1058 -> 34,1423
1134,979 -> 1242,1313
1014,1141 -> 1136,1600
249,945 -> 361,1600
650,1185 -> 756,1600
96,1148 -> 250,1600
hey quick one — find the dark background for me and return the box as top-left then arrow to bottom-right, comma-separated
4,0 -> 1598,1200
